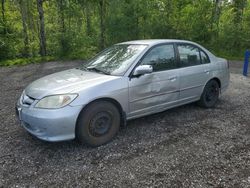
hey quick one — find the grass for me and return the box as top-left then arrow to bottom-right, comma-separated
0,56 -> 56,66
0,47 -> 97,67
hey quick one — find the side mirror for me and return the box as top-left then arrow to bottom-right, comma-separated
133,65 -> 153,76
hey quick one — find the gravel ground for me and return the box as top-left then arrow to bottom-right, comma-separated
0,60 -> 249,187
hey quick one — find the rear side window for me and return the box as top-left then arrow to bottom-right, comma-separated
141,44 -> 176,72
177,44 -> 201,67
200,50 -> 210,64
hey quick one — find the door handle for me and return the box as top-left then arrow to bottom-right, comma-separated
168,76 -> 177,81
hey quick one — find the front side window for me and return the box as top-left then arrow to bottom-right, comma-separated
178,44 -> 201,67
141,44 -> 176,72
82,44 -> 148,76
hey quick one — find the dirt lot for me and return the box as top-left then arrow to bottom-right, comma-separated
0,60 -> 249,187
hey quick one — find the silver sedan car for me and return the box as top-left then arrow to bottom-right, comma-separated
16,40 -> 230,146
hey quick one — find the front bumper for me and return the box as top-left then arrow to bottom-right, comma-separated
16,102 -> 83,142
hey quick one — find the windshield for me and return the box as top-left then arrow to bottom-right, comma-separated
81,44 -> 148,76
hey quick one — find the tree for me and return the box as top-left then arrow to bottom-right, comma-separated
84,0 -> 92,36
1,0 -> 250,63
99,0 -> 106,49
1,0 -> 6,34
37,0 -> 46,56
231,0 -> 247,50
18,0 -> 29,56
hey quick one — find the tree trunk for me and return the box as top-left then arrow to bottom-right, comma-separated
99,0 -> 106,50
135,2 -> 139,39
19,0 -> 29,57
37,0 -> 46,56
58,0 -> 65,33
214,0 -> 220,22
85,1 -> 91,36
232,0 -> 246,50
233,0 -> 246,24
211,0 -> 221,37
1,0 -> 6,34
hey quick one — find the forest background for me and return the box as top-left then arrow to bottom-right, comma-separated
0,0 -> 249,66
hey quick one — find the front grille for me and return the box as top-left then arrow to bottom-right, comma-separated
21,93 -> 35,106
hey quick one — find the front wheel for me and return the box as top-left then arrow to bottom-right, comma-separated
198,80 -> 220,108
76,101 -> 120,147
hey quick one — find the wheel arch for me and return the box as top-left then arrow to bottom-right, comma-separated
198,77 -> 221,108
204,77 -> 221,89
210,77 -> 221,89
76,97 -> 126,133
201,77 -> 221,97
201,77 -> 221,98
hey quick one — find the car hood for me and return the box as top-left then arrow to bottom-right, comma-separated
25,68 -> 119,99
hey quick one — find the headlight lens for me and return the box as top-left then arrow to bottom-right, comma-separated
35,94 -> 78,109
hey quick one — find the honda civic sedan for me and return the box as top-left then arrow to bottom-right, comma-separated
16,39 -> 230,146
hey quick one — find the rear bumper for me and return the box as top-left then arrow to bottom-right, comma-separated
16,102 -> 83,142
221,72 -> 230,94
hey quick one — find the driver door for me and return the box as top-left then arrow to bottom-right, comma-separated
128,44 -> 180,119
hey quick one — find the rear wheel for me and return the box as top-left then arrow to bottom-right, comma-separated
76,101 -> 120,147
198,80 -> 220,108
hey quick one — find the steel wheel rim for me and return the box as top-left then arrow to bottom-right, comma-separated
89,111 -> 112,137
205,84 -> 218,103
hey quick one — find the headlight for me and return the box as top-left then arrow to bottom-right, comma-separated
35,94 -> 78,109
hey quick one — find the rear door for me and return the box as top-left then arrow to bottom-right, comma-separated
128,44 -> 180,118
176,43 -> 211,102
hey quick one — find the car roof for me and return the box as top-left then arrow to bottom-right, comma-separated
118,39 -> 196,46
118,39 -> 217,60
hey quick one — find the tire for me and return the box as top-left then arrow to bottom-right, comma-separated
76,101 -> 120,147
198,80 -> 220,108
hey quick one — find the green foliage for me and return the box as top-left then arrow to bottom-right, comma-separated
0,0 -> 250,66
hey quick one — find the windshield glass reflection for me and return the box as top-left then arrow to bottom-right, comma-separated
82,44 -> 148,76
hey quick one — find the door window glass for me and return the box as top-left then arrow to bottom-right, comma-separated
141,44 -> 176,72
178,44 -> 201,67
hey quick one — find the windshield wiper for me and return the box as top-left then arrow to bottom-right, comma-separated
79,66 -> 88,71
86,67 -> 110,75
